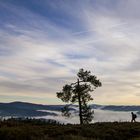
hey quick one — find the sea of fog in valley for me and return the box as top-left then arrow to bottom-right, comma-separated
0,102 -> 139,124
35,109 -> 140,124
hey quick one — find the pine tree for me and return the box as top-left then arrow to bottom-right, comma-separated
56,68 -> 102,124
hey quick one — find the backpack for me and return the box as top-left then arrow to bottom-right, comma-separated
134,114 -> 137,119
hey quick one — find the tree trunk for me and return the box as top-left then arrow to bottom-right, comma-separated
77,78 -> 83,124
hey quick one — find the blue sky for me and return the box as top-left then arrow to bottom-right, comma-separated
0,0 -> 140,105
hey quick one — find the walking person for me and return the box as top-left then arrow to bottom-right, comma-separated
131,112 -> 137,122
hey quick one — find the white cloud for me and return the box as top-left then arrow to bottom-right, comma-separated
0,0 -> 140,104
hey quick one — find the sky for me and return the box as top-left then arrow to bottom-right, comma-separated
0,0 -> 140,105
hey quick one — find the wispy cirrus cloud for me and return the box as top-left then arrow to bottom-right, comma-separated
0,0 -> 140,105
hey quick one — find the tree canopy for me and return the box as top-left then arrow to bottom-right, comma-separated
56,68 -> 102,124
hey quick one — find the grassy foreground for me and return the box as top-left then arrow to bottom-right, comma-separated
0,119 -> 140,140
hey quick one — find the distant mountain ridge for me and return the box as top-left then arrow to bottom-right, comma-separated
0,101 -> 75,117
90,104 -> 140,111
0,101 -> 139,117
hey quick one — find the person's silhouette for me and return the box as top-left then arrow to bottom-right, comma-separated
131,112 -> 137,122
